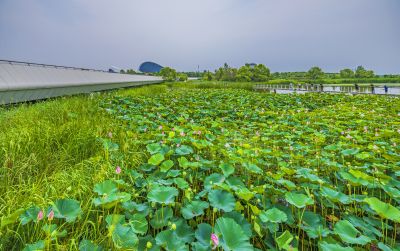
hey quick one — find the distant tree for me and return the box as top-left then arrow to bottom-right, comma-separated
253,64 -> 270,82
236,65 -> 252,82
120,69 -> 126,74
340,68 -> 354,78
178,73 -> 188,82
203,71 -> 213,81
355,66 -> 367,78
215,63 -> 236,81
354,66 -> 374,78
126,69 -> 136,74
365,70 -> 374,78
160,67 -> 177,81
307,67 -> 324,79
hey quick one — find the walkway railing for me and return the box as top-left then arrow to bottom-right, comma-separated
254,84 -> 398,95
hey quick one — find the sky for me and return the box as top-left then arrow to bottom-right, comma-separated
0,0 -> 399,74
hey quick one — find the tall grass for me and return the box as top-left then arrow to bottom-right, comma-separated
0,85 -> 163,250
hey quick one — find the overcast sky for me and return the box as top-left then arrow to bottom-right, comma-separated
0,0 -> 399,73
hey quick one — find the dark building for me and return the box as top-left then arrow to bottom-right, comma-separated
139,62 -> 163,73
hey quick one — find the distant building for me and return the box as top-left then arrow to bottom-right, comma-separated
139,62 -> 163,73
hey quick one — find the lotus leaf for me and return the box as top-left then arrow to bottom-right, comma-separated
147,186 -> 178,205
334,220 -> 371,245
208,190 -> 235,212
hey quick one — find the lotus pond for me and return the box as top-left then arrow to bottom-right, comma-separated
2,86 -> 400,250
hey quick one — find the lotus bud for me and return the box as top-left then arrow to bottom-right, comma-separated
257,199 -> 261,203
171,223 -> 177,230
146,241 -> 153,249
251,215 -> 255,220
151,202 -> 156,208
213,208 -> 218,213
182,171 -> 187,176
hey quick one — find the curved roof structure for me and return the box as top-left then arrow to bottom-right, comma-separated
0,60 -> 162,104
139,61 -> 163,73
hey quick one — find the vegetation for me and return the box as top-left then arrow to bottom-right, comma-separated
195,63 -> 399,84
1,83 -> 399,250
160,67 -> 177,82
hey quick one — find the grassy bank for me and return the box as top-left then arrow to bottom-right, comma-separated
0,85 -> 167,250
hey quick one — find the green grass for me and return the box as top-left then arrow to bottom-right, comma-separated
0,86 -> 165,250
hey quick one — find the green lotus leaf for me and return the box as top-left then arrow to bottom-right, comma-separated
320,186 -> 351,204
160,160 -> 174,172
223,211 -> 253,238
204,173 -> 225,190
219,163 -> 235,177
181,201 -> 209,219
377,242 -> 392,251
334,220 -> 371,245
355,152 -> 371,160
174,218 -> 195,243
339,171 -> 370,186
235,188 -> 254,201
79,239 -> 103,251
364,197 -> 400,222
22,240 -> 45,251
155,229 -> 188,251
208,190 -> 236,212
93,192 -> 131,209
42,223 -> 67,240
341,148 -> 359,156
275,230 -> 294,250
128,213 -> 148,235
260,208 -> 288,223
148,186 -> 178,205
51,199 -> 82,223
174,177 -> 189,190
195,223 -> 212,247
147,143 -> 162,154
111,224 -> 139,249
214,217 -> 253,250
319,241 -> 354,251
285,192 -> 314,208
20,206 -> 41,225
94,180 -> 118,195
243,162 -> 263,174
175,145 -> 194,155
138,236 -> 160,251
150,207 -> 173,229
106,214 -> 125,234
148,153 -> 165,166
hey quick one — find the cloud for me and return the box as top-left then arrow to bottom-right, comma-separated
0,0 -> 399,73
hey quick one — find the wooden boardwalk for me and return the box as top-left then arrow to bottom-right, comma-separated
254,84 -> 400,96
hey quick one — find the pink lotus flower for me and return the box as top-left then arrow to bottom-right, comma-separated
197,131 -> 202,135
115,166 -> 121,174
48,210 -> 54,221
256,131 -> 260,136
161,131 -> 165,136
180,132 -> 185,136
158,125 -> 163,130
108,132 -> 113,138
37,210 -> 44,221
176,143 -> 181,147
341,131 -> 345,135
211,233 -> 219,249
171,127 -> 175,131
144,128 -> 147,132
